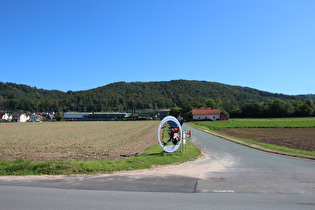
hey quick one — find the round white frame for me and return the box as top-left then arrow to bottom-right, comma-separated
158,116 -> 182,153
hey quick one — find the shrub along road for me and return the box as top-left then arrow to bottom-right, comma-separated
0,124 -> 315,209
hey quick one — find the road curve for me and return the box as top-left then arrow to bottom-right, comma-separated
185,124 -> 315,194
0,124 -> 315,209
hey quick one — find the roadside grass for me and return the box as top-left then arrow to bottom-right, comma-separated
190,117 -> 315,130
0,140 -> 201,176
188,118 -> 315,159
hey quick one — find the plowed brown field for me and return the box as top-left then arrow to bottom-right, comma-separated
0,121 -> 159,161
216,128 -> 315,152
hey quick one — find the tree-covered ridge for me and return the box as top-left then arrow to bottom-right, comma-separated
0,82 -> 68,100
0,80 -> 314,117
89,80 -> 301,105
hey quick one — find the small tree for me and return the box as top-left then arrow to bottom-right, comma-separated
169,107 -> 182,118
180,102 -> 194,120
206,99 -> 215,108
55,112 -> 64,121
192,100 -> 202,108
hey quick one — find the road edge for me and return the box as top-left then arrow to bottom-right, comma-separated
188,124 -> 315,160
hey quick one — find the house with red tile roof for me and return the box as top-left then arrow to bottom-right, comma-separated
192,107 -> 221,121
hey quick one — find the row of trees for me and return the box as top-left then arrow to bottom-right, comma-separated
169,98 -> 315,119
1,95 -> 315,119
234,99 -> 315,118
1,81 -> 315,118
0,96 -> 173,113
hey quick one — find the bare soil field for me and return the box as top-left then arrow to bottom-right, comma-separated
216,128 -> 315,152
0,121 -> 159,161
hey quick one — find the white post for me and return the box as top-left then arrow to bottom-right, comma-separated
183,132 -> 186,152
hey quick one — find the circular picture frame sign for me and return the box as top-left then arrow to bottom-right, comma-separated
158,116 -> 182,153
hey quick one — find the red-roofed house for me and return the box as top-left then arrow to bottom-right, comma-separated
192,107 -> 221,121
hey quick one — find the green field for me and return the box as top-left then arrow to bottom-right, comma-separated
189,117 -> 315,130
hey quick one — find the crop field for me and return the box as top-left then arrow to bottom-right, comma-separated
216,128 -> 315,152
189,118 -> 315,154
0,121 -> 201,175
0,121 -> 159,161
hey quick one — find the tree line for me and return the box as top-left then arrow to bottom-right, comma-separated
1,81 -> 314,118
169,98 -> 315,119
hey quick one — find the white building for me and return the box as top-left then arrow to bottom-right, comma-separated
1,113 -> 9,120
11,113 -> 29,122
63,112 -> 90,121
192,107 -> 221,121
0,113 -> 10,122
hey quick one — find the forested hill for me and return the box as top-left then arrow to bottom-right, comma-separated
0,82 -> 68,100
0,80 -> 314,113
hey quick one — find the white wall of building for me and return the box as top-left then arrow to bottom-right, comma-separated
193,114 -> 220,121
63,112 -> 90,120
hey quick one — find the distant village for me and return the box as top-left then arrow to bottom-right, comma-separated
0,110 -> 170,123
0,107 -> 226,123
1,111 -> 56,123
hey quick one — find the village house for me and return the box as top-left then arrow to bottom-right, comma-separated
42,113 -> 55,121
30,113 -> 44,122
11,113 -> 29,122
192,107 -> 221,121
0,112 -> 10,122
0,112 -> 56,123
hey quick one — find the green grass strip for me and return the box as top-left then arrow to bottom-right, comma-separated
0,140 -> 201,176
190,117 -> 315,129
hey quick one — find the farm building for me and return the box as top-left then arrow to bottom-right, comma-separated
63,112 -> 90,121
156,109 -> 170,119
63,112 -> 130,121
192,107 -> 221,121
85,112 -> 130,121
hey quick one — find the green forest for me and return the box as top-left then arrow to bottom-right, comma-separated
1,80 -> 314,118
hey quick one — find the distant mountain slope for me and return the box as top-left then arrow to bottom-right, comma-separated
0,82 -> 68,100
81,80 -> 301,106
0,80 -> 313,112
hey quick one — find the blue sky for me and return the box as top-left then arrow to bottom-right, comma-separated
1,0 -> 314,95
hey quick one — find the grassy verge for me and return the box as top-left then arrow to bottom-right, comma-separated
0,140 -> 201,176
191,117 -> 315,129
188,120 -> 315,159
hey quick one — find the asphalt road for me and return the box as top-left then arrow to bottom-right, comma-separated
1,124 -> 315,209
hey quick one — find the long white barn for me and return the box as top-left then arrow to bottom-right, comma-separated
63,112 -> 130,121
